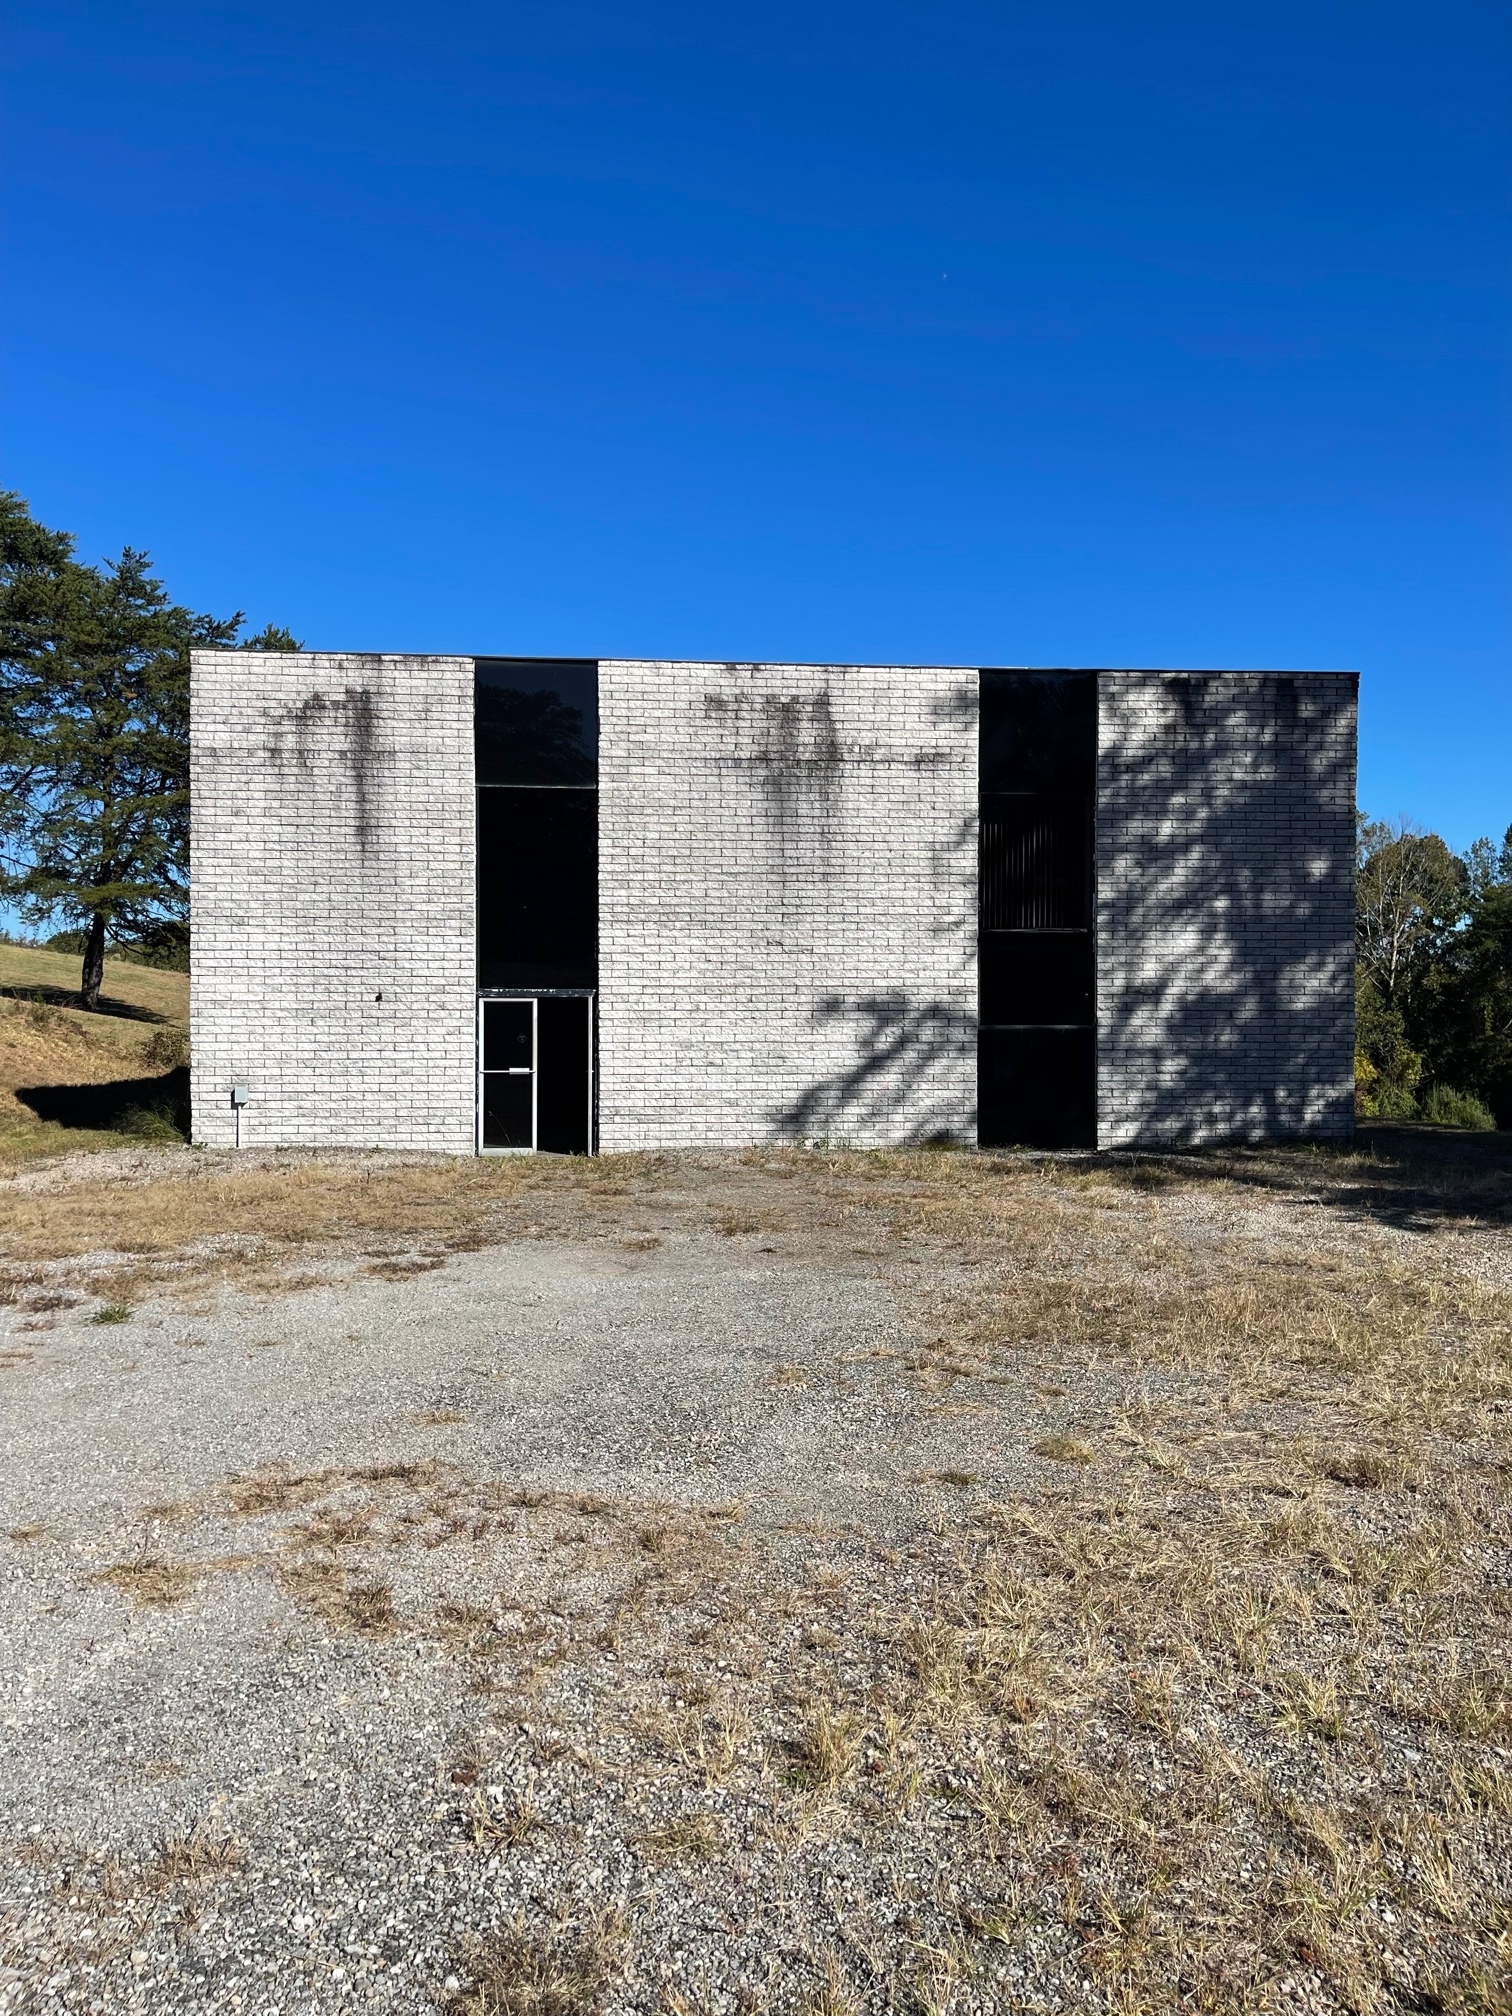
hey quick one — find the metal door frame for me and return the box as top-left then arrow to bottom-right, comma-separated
476,989 -> 595,1155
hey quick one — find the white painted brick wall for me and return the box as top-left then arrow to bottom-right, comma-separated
1096,671 -> 1358,1146
190,655 -> 1355,1156
189,651 -> 475,1152
597,661 -> 978,1149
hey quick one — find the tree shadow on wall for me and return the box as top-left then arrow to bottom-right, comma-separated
1099,677 -> 1357,1144
773,992 -> 974,1145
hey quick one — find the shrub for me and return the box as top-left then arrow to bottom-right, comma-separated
116,1102 -> 187,1144
145,1025 -> 190,1070
1419,1083 -> 1497,1131
1360,1078 -> 1420,1120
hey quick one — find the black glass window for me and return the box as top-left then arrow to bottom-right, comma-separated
476,787 -> 597,990
475,659 -> 597,786
979,672 -> 1097,1150
980,670 -> 1095,793
475,659 -> 599,992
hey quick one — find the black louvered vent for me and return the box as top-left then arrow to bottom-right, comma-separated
980,795 -> 1090,932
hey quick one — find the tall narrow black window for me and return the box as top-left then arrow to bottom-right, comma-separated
475,659 -> 598,990
979,672 -> 1096,1149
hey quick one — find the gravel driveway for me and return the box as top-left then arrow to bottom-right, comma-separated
4,1135 -> 1508,2016
0,1212 -> 1044,2016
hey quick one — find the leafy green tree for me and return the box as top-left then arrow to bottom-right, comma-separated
0,492 -> 299,1009
1354,818 -> 1466,1116
1356,817 -> 1465,1008
1414,851 -> 1512,1127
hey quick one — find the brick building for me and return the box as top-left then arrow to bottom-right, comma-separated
188,653 -> 1357,1154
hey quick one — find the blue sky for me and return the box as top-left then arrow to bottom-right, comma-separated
5,0 -> 1509,846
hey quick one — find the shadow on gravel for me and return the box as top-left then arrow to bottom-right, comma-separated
1084,1121 -> 1512,1234
15,1066 -> 190,1140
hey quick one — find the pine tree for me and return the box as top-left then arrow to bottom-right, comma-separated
0,492 -> 297,1008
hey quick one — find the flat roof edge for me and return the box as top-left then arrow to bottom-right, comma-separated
190,651 -> 1359,677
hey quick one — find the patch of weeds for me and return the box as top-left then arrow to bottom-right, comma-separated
280,1558 -> 396,1636
762,1362 -> 810,1389
467,1786 -> 544,1849
790,1703 -> 861,1790
714,1211 -> 761,1236
223,1466 -> 339,1515
795,1958 -> 860,2016
1032,1433 -> 1095,1465
366,1256 -> 447,1281
618,1234 -> 663,1252
1419,1964 -> 1512,2014
1450,1760 -> 1512,1817
221,1467 -> 437,1516
417,1407 -> 468,1426
1435,1670 -> 1512,1742
668,1700 -> 749,1787
1321,1446 -> 1419,1491
90,1302 -> 133,1325
149,1828 -> 245,1885
435,1601 -> 502,1658
447,1910 -> 626,2015
635,1811 -> 721,1862
96,1558 -> 195,1608
1273,1669 -> 1351,1742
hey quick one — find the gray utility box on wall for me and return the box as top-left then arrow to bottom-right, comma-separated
189,653 -> 1357,1155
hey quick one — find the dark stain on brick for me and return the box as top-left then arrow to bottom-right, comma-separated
701,683 -> 846,862
282,686 -> 381,853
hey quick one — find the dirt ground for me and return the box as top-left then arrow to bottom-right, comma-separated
1,1130 -> 1509,2016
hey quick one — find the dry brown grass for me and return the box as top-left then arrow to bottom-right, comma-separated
634,1811 -> 722,1861
0,1150 -> 673,1308
278,1558 -> 397,1635
448,1911 -> 627,2016
94,1557 -> 197,1608
11,1136 -> 1512,2012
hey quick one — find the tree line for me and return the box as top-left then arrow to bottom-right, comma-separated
1356,819 -> 1511,1129
2,492 -> 1508,1129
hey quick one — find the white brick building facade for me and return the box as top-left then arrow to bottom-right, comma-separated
1097,673 -> 1357,1145
597,660 -> 977,1150
190,652 -> 476,1152
189,652 -> 1356,1154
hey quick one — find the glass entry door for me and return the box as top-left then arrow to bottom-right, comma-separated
477,994 -> 593,1154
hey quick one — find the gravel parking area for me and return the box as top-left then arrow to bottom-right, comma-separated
1,1137 -> 1509,2015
